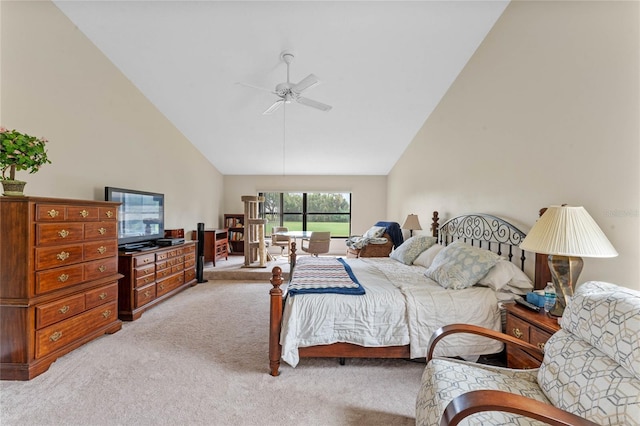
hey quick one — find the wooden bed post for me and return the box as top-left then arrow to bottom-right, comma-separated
431,211 -> 439,238
269,266 -> 284,376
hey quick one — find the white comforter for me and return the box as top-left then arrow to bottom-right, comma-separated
280,257 -> 502,367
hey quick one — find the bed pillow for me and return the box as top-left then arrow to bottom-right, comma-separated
477,259 -> 533,292
424,240 -> 501,290
363,225 -> 386,239
390,235 -> 438,265
412,244 -> 444,268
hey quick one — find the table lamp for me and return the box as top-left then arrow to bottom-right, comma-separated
402,214 -> 422,237
519,205 -> 617,316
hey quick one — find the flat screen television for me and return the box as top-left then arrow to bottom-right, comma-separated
105,187 -> 164,250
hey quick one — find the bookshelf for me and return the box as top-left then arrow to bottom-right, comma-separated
224,213 -> 245,255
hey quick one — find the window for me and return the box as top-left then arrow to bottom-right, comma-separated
260,192 -> 351,238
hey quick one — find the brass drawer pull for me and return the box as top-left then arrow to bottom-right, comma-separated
102,310 -> 112,319
58,273 -> 69,282
97,246 -> 107,254
80,210 -> 89,218
98,227 -> 107,235
98,265 -> 107,273
512,328 -> 524,339
159,283 -> 165,290
48,209 -> 60,218
58,229 -> 70,238
538,342 -> 546,351
56,251 -> 70,261
99,292 -> 107,300
49,331 -> 63,342
143,290 -> 152,298
105,210 -> 113,218
59,305 -> 70,314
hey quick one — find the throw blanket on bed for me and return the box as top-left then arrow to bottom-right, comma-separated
288,257 -> 365,296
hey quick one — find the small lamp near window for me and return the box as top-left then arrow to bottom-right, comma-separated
519,205 -> 617,316
402,214 -> 422,237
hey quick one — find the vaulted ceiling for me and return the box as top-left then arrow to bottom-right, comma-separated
53,0 -> 509,175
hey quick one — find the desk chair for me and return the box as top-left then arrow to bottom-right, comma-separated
271,227 -> 291,258
301,231 -> 331,256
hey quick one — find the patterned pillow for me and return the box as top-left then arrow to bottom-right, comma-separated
389,235 -> 438,265
424,240 -> 500,290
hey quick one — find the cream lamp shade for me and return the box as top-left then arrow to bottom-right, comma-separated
519,205 -> 617,316
519,205 -> 618,258
402,214 -> 422,237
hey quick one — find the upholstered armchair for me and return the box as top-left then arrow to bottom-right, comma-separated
416,281 -> 640,426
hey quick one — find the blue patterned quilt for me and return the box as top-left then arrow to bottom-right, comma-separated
287,257 -> 365,296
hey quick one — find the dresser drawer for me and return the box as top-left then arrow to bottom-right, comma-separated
156,251 -> 169,261
36,264 -> 85,294
35,204 -> 67,221
84,222 -> 117,240
135,283 -> 156,308
84,257 -> 118,281
36,223 -> 84,245
85,282 -> 118,310
99,207 -> 118,221
156,273 -> 184,297
84,240 -> 118,261
135,273 -> 156,288
530,327 -> 553,354
156,267 -> 171,279
133,253 -> 155,267
35,301 -> 117,359
36,294 -> 86,329
67,206 -> 99,221
135,264 -> 155,278
184,268 -> 196,283
506,314 -> 531,343
35,244 -> 84,270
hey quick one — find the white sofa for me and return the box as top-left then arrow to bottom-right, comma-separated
416,281 -> 640,425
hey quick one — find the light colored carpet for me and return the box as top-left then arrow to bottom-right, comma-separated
0,281 -> 424,425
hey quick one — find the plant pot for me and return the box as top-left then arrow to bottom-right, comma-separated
1,180 -> 27,196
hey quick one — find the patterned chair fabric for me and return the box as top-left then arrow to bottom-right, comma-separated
416,281 -> 640,426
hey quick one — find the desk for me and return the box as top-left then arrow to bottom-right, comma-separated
191,229 -> 228,266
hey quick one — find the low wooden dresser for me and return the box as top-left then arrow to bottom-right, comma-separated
0,196 -> 123,380
505,303 -> 561,369
117,242 -> 197,321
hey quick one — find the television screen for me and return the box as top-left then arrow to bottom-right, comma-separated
105,187 -> 164,248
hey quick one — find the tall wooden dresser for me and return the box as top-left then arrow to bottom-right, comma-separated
0,196 -> 123,380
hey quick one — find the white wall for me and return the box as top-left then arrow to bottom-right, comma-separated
223,175 -> 388,254
388,1 -> 639,290
1,0 -> 224,232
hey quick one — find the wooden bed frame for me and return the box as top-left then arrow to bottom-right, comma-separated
268,211 -> 545,376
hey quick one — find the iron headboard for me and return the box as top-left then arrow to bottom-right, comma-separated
438,213 -> 527,270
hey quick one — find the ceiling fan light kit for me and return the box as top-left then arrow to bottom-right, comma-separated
239,50 -> 332,115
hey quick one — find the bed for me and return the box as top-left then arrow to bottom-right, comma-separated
268,211 -> 540,376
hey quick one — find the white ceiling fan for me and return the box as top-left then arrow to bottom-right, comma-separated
238,50 -> 332,115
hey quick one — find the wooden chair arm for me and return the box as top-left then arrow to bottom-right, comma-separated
440,390 -> 599,426
427,323 -> 544,362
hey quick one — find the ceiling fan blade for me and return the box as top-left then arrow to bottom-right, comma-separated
292,74 -> 320,93
296,97 -> 332,112
263,100 -> 284,115
236,81 -> 275,94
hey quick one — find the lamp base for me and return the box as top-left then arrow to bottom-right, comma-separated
547,255 -> 584,317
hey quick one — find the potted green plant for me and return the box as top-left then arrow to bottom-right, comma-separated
0,126 -> 51,196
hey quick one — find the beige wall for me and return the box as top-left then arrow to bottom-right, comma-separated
388,0 -> 640,290
223,175 -> 388,253
1,0 -> 223,232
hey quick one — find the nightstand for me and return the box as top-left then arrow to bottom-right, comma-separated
505,303 -> 561,369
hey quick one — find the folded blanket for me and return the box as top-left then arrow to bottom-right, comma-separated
374,221 -> 404,248
288,257 -> 365,296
